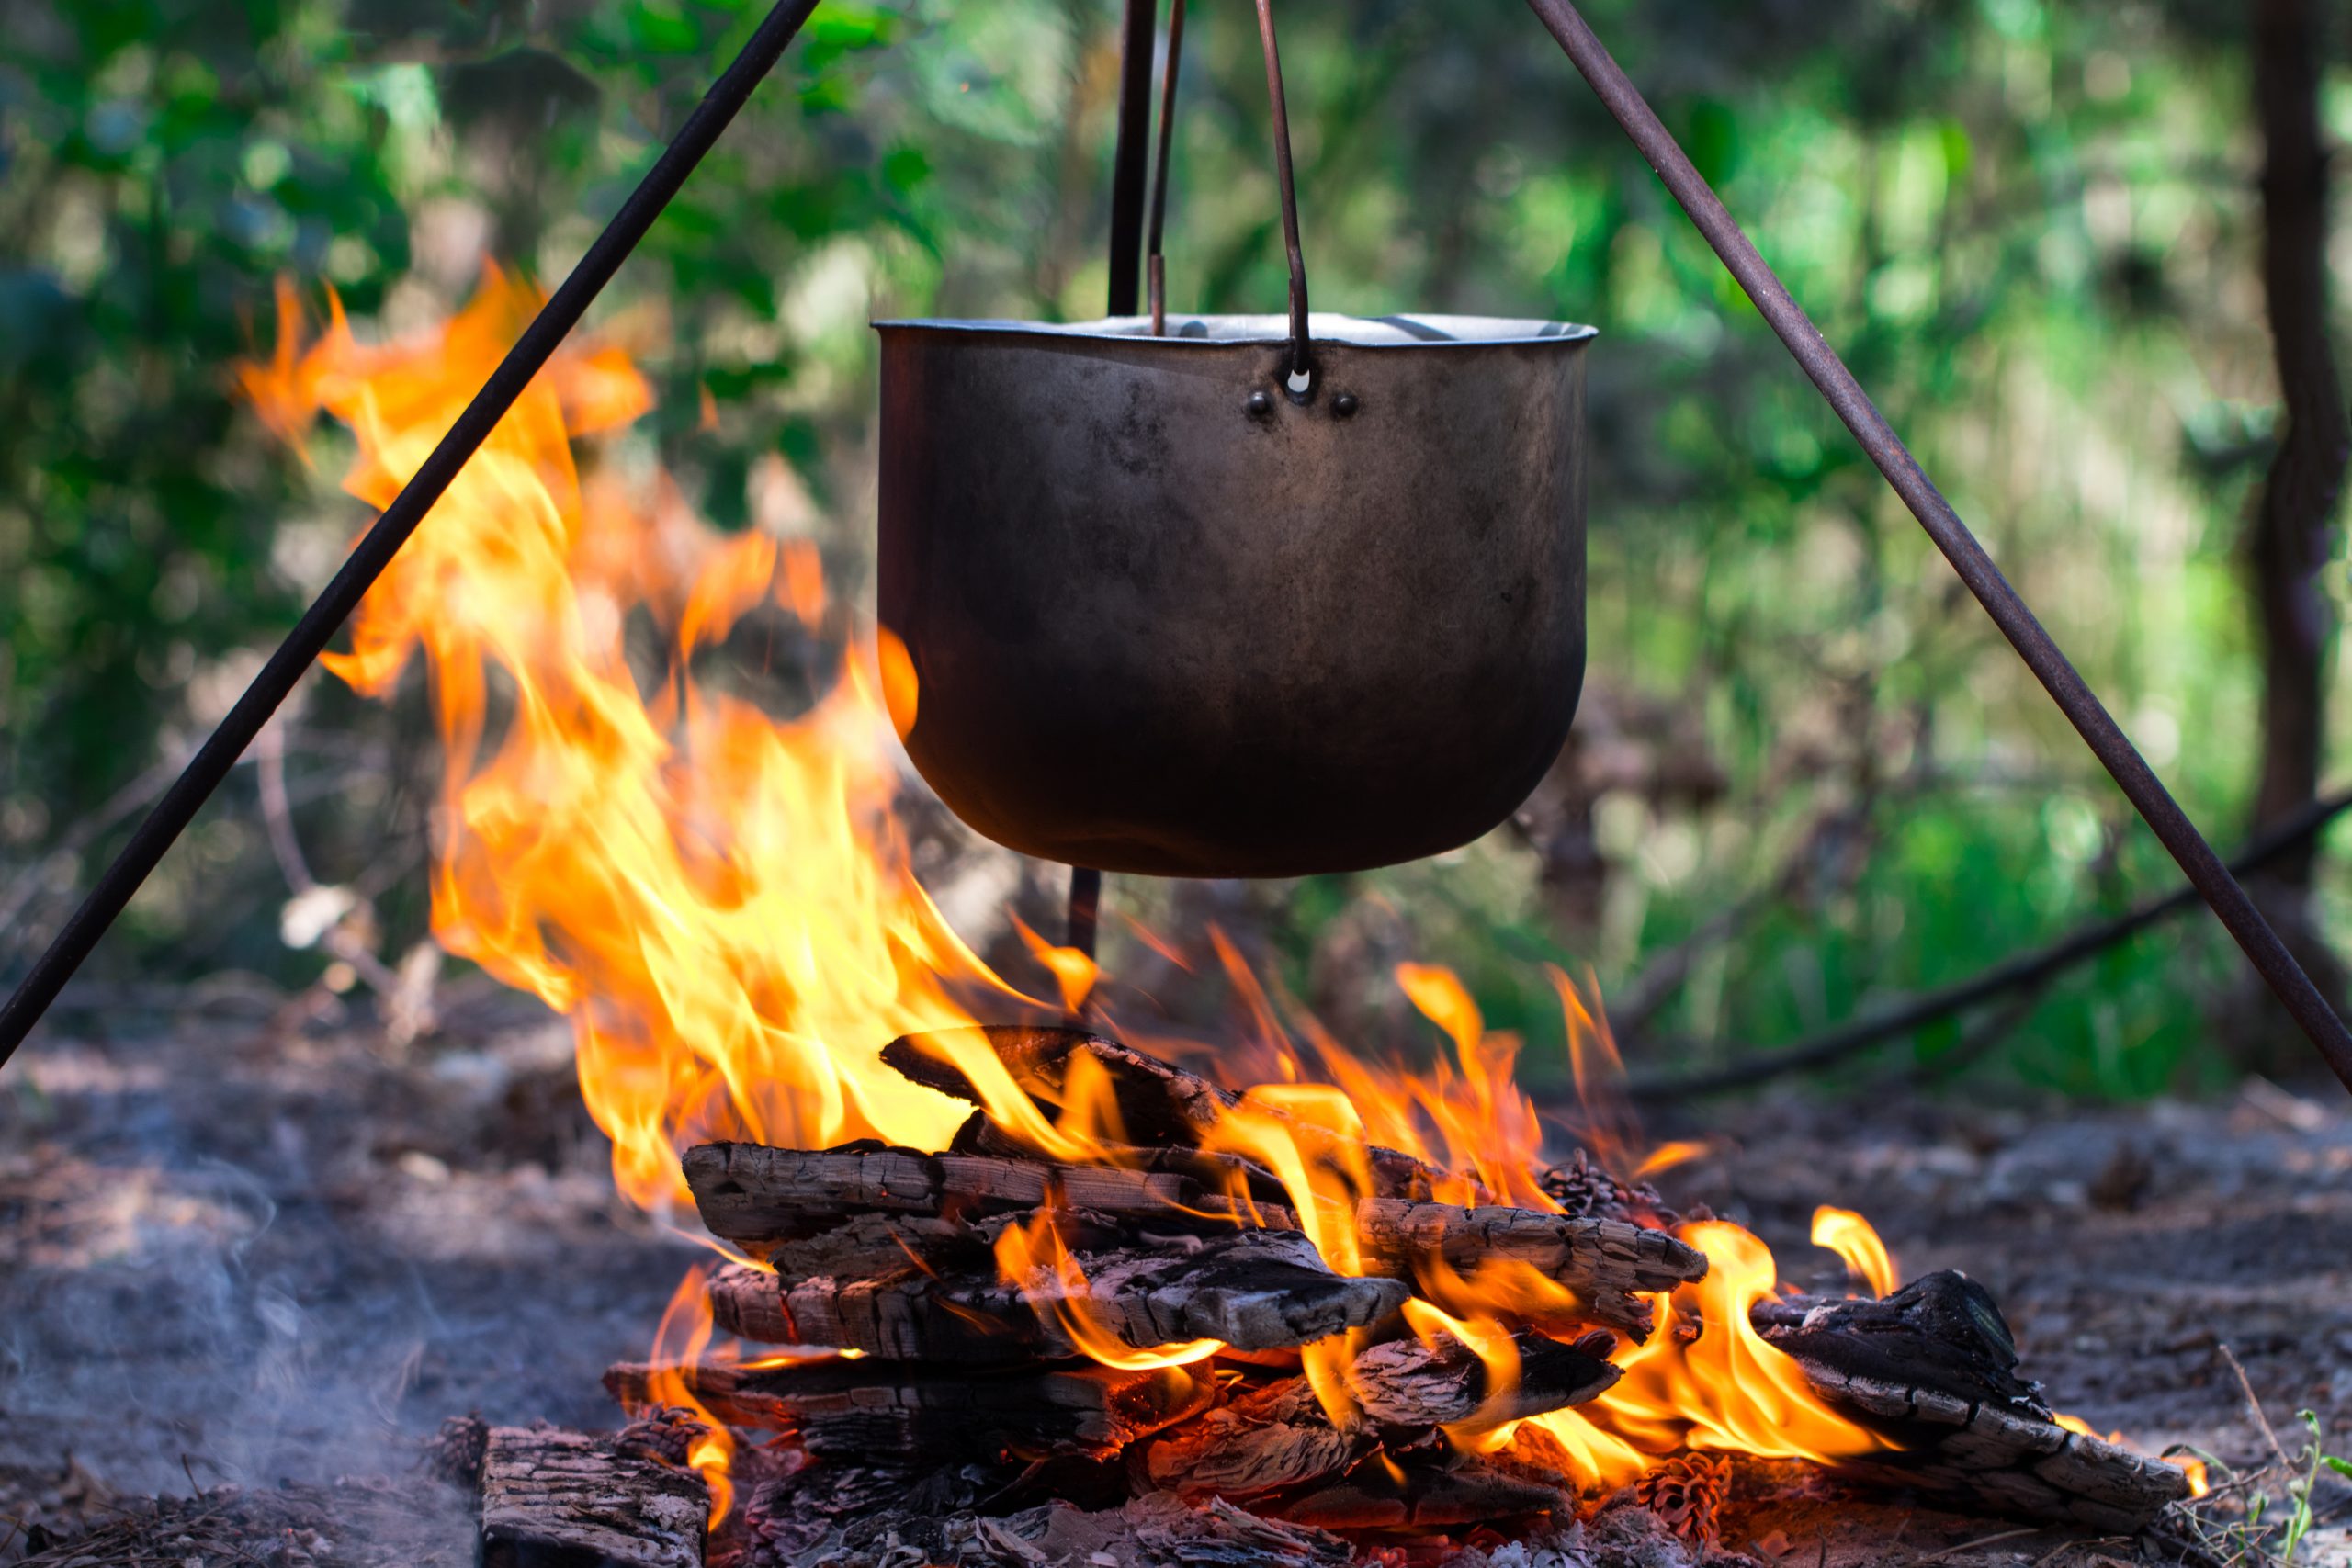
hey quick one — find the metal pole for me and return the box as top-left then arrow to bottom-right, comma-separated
0,0 -> 825,1071
1522,0 -> 2352,1093
1107,0 -> 1158,315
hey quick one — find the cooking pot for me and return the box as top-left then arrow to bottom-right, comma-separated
874,310 -> 1593,879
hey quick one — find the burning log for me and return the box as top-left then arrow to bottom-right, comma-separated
1754,1272 -> 2193,1530
478,1424 -> 707,1568
1274,1457 -> 1573,1530
1136,1331 -> 1618,1505
880,1025 -> 1449,1199
751,1485 -> 1358,1568
707,1228 -> 1410,1358
603,1358 -> 1214,1462
685,1142 -> 1703,1339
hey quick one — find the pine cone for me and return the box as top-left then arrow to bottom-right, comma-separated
1631,1451 -> 1732,1548
1539,1149 -> 1678,1225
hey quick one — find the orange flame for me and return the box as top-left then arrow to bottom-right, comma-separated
992,1211 -> 1223,1369
236,272 -> 1067,1215
1812,1205 -> 1899,1297
639,1265 -> 739,1524
1534,1222 -> 1891,1488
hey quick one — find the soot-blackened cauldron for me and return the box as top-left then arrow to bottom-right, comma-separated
876,311 -> 1593,879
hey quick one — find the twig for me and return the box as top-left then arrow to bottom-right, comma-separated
2217,1343 -> 2292,1473
1629,786 -> 2352,1099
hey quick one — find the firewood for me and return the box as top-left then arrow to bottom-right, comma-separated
1138,1332 -> 1617,1503
880,1026 -> 1451,1199
883,1026 -> 1238,1150
1348,1329 -> 1621,1427
1272,1456 -> 1573,1530
1351,1198 -> 1704,1341
1754,1273 -> 2192,1530
1798,1362 -> 2193,1531
775,1487 -> 1355,1568
685,1143 -> 1703,1339
707,1229 -> 1409,1358
478,1425 -> 707,1568
1748,1270 -> 2047,1417
1134,1376 -> 1367,1502
602,1359 -> 1215,1462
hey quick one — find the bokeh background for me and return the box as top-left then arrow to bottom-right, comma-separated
4,0 -> 2349,1100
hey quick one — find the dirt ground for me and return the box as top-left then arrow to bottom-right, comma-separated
2,995 -> 2346,1564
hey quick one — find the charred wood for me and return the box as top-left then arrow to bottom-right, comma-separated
602,1359 -> 1214,1462
1749,1271 -> 2046,1418
1350,1328 -> 1619,1427
707,1229 -> 1408,1358
478,1425 -> 707,1568
880,1026 -> 1450,1199
1272,1456 -> 1573,1530
752,1486 -> 1354,1568
1137,1332 -> 1616,1504
1753,1273 -> 2191,1530
685,1143 -> 1702,1339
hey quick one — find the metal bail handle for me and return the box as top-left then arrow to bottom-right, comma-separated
1253,0 -> 1313,397
1146,0 -> 1187,335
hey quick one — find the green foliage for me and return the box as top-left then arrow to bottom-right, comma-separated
0,0 -> 2344,1093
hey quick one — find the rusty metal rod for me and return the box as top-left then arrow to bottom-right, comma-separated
0,0 -> 824,1071
1107,0 -> 1158,314
1146,0 -> 1187,334
1253,0 -> 1312,384
1067,866 -> 1103,960
1523,0 -> 2352,1092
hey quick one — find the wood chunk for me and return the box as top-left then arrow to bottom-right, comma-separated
1750,1271 -> 2047,1417
478,1426 -> 706,1568
1348,1330 -> 1620,1427
946,1493 -> 1355,1568
884,1026 -> 1239,1149
707,1230 -> 1408,1358
684,1143 -> 1213,1254
1756,1273 -> 2193,1530
603,1359 -> 1214,1462
685,1143 -> 1702,1339
1353,1200 -> 1705,1342
1138,1377 -> 1368,1502
1141,1334 -> 1616,1504
880,1027 -> 1453,1199
1271,1456 -> 1573,1530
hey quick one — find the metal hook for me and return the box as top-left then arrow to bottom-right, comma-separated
1146,0 -> 1187,335
1252,0 -> 1312,390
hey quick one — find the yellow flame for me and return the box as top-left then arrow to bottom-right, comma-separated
991,1211 -> 1223,1369
1536,1222 -> 1891,1489
1811,1205 -> 1899,1297
635,1265 -> 737,1524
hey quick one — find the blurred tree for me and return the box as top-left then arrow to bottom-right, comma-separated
2236,0 -> 2349,1070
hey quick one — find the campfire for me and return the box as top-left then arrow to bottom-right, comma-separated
234,276 -> 2202,1567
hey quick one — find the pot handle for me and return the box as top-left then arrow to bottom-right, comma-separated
1252,0 -> 1314,396
1146,0 -> 1185,335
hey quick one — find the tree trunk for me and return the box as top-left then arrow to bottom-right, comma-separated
2242,0 -> 2350,1067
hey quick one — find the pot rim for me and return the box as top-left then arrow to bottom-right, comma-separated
871,310 -> 1597,350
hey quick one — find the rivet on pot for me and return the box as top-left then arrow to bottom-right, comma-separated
1332,391 -> 1360,417
1246,389 -> 1275,418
